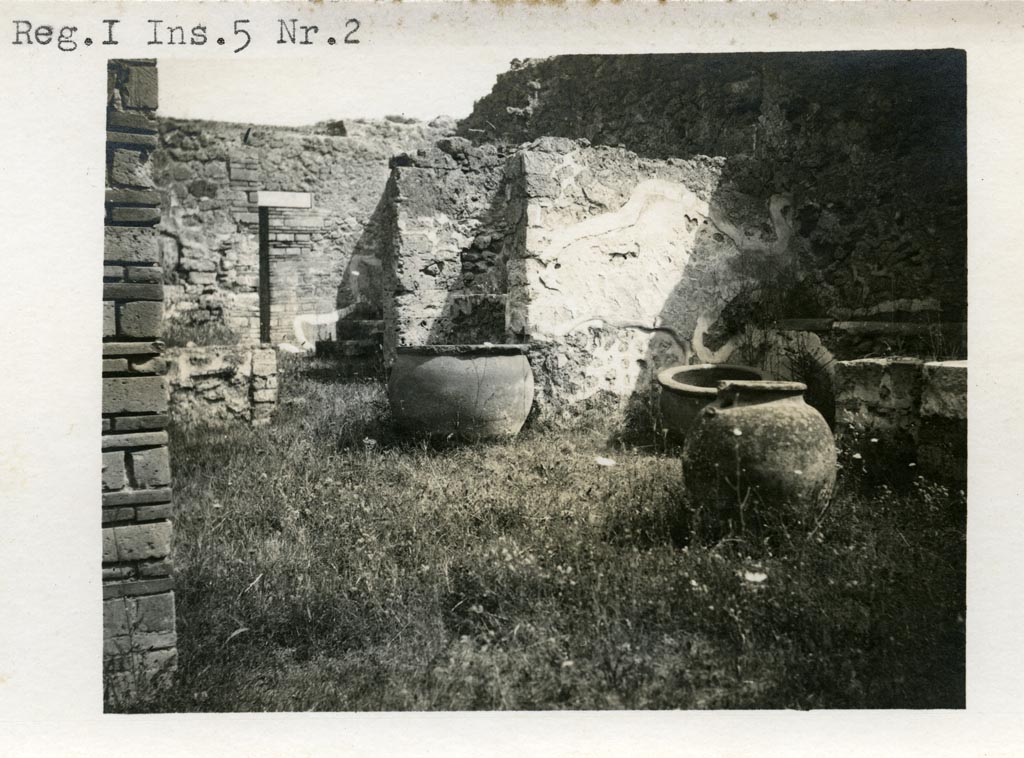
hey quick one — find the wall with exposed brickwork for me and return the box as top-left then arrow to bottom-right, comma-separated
102,59 -> 177,703
153,117 -> 453,347
460,52 -> 967,361
381,138 -> 512,363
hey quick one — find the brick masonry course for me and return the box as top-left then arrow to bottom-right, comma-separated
103,58 -> 177,701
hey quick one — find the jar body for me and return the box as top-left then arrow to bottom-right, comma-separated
388,345 -> 534,440
682,380 -> 836,529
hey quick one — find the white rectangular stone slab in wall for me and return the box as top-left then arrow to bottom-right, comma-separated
256,191 -> 313,208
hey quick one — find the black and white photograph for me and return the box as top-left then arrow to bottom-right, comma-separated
1,1 -> 1020,755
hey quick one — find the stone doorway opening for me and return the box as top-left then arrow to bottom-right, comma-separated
253,190 -> 316,345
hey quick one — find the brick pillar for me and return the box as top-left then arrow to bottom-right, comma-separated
102,59 -> 177,703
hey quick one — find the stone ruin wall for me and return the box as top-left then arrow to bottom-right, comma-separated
381,50 -> 967,427
102,59 -> 176,701
381,138 -> 513,362
460,51 -> 968,360
833,358 -> 967,484
153,116 -> 453,347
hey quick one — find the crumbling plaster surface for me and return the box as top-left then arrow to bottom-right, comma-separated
460,51 -> 967,347
507,139 -> 794,418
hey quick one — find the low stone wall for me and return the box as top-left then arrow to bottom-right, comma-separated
919,360 -> 968,484
834,357 -> 966,483
165,346 -> 278,426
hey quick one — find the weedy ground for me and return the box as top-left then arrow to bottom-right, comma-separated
114,356 -> 965,711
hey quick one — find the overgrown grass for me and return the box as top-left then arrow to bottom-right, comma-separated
122,356 -> 965,711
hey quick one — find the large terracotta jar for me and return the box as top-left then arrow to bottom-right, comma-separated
682,380 -> 836,530
388,344 -> 534,440
657,363 -> 769,442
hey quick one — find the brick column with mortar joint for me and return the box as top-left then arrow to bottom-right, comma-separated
102,59 -> 177,703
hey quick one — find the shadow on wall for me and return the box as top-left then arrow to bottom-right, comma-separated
336,191 -> 391,319
603,50 -> 968,445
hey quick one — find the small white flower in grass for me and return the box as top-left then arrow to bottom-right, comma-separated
852,452 -> 862,460
594,456 -> 616,467
793,469 -> 803,476
743,571 -> 768,583
870,437 -> 879,443
908,462 -> 917,467
733,428 -> 743,437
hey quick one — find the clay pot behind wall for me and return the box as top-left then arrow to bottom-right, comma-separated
388,344 -> 534,440
658,364 -> 769,443
682,380 -> 837,531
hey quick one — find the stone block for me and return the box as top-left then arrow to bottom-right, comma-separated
103,576 -> 174,600
119,301 -> 163,338
138,558 -> 174,579
180,257 -> 217,273
253,388 -> 277,403
102,487 -> 171,507
230,167 -> 258,183
135,592 -> 176,632
188,272 -> 217,285
105,632 -> 178,658
103,302 -> 116,338
102,566 -> 135,582
106,131 -> 159,149
103,358 -> 129,374
123,64 -> 158,110
251,348 -> 277,375
103,341 -> 162,358
102,451 -> 127,492
103,593 -> 176,659
106,188 -> 161,206
921,360 -> 967,420
110,206 -> 161,225
103,522 -> 172,563
112,149 -> 155,188
130,446 -> 171,488
103,377 -> 168,415
102,507 -> 136,524
834,358 -> 924,419
253,375 -> 278,390
112,414 -> 168,433
104,265 -> 124,281
104,282 -> 163,302
105,227 -> 160,264
135,503 -> 173,521
107,110 -> 158,134
129,356 -> 168,375
102,528 -> 117,563
126,266 -> 163,283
